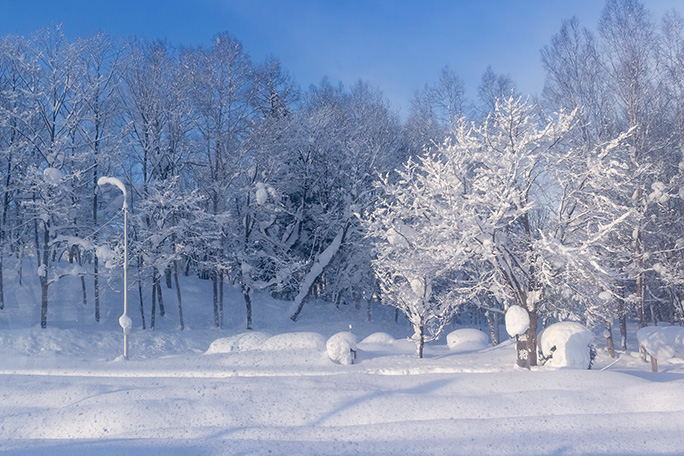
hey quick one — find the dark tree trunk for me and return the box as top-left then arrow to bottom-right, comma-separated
618,287 -> 627,350
156,278 -> 165,317
40,223 -> 50,329
219,270 -> 224,328
516,334 -> 531,369
243,285 -> 252,330
527,308 -> 538,366
80,275 -> 87,307
605,319 -> 616,358
94,254 -> 100,322
138,276 -> 146,329
485,310 -> 500,346
212,270 -> 219,327
0,256 -> 4,310
151,275 -> 157,329
174,260 -> 184,330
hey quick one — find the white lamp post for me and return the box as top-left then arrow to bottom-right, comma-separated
98,176 -> 132,359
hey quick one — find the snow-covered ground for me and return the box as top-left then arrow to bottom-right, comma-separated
1,269 -> 684,455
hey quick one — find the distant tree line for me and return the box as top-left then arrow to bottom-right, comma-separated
1,1 -> 683,361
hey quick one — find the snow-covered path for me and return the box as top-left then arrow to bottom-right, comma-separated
2,349 -> 684,456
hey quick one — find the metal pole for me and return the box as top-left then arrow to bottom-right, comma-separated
123,196 -> 128,358
98,176 -> 131,359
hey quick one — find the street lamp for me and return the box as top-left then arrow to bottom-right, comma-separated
98,176 -> 132,359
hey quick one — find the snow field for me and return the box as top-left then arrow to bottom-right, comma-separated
1,273 -> 684,454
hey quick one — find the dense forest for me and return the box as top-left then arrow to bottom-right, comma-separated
1,0 -> 684,362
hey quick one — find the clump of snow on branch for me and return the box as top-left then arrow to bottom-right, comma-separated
255,182 -> 269,205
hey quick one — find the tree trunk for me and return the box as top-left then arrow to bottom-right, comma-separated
151,275 -> 157,329
156,279 -> 165,317
527,308 -> 538,366
219,271 -> 224,328
605,319 -> 616,358
290,224 -> 347,321
635,228 -> 648,361
0,256 -> 4,310
80,275 -> 87,307
174,260 -> 184,330
243,285 -> 253,330
485,310 -> 500,346
417,324 -> 425,359
618,286 -> 628,350
515,334 -> 531,369
165,267 -> 172,289
212,270 -> 219,327
138,274 -> 146,329
94,254 -> 100,322
40,223 -> 50,329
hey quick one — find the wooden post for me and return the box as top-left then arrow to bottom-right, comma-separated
650,355 -> 658,373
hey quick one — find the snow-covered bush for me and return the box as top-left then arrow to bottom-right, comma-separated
637,326 -> 684,361
205,332 -> 271,354
359,332 -> 396,345
326,331 -> 357,365
539,322 -> 596,369
261,332 -> 327,352
446,329 -> 489,352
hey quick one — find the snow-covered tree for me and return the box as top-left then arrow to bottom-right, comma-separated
365,147 -> 479,357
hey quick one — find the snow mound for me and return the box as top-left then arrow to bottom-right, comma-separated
326,331 -> 357,365
359,332 -> 396,345
540,322 -> 595,369
446,329 -> 489,352
637,326 -> 684,361
206,332 -> 271,354
261,332 -> 327,351
505,305 -> 530,337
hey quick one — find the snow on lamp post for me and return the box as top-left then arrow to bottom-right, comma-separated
98,176 -> 132,359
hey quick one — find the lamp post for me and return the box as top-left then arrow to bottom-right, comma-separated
98,176 -> 131,359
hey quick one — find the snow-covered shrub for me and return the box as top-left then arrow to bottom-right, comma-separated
261,332 -> 327,351
637,326 -> 684,361
205,332 -> 271,354
446,329 -> 489,352
359,332 -> 396,345
539,322 -> 595,369
326,331 -> 357,365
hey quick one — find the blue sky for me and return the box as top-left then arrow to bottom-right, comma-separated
1,1 -> 683,116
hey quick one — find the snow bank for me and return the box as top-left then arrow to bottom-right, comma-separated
446,329 -> 489,352
539,322 -> 595,369
637,326 -> 684,361
261,332 -> 327,351
205,332 -> 271,354
505,306 -> 529,337
326,331 -> 357,365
